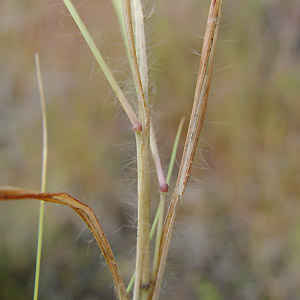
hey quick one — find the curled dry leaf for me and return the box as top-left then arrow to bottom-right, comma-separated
0,186 -> 129,300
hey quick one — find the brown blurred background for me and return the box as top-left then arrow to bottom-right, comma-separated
1,0 -> 300,299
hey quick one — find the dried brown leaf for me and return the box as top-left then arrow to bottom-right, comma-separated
0,186 -> 129,300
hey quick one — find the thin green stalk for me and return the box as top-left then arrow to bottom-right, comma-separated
33,53 -> 48,300
151,192 -> 165,283
111,0 -> 131,69
126,117 -> 185,294
63,0 -> 141,132
166,117 -> 185,184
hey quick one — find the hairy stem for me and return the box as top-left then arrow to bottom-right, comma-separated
127,117 -> 185,294
121,0 -> 151,299
150,1 -> 223,299
151,117 -> 184,285
63,0 -> 141,131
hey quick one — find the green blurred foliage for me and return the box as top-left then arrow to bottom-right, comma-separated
1,0 -> 300,299
195,277 -> 223,300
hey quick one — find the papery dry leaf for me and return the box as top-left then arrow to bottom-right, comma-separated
0,186 -> 129,300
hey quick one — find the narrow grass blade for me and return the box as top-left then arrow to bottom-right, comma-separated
33,53 -> 48,300
63,0 -> 141,132
0,187 -> 129,300
166,117 -> 185,184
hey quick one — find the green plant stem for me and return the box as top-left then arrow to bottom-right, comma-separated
151,191 -> 165,282
33,53 -> 48,300
111,0 -> 131,70
63,0 -> 141,132
166,117 -> 185,184
33,203 -> 45,300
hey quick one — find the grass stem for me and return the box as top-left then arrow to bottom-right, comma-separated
150,123 -> 168,193
151,117 -> 184,286
33,53 -> 48,300
126,117 -> 184,294
63,0 -> 141,132
121,1 -> 151,299
150,1 -> 223,299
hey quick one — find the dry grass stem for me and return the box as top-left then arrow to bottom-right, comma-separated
2,1 -> 223,299
132,0 -> 149,99
0,187 -> 129,300
150,1 -> 223,299
121,0 -> 148,121
121,0 -> 151,299
177,0 -> 222,195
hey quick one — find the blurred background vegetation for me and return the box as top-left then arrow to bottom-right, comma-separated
1,0 -> 300,299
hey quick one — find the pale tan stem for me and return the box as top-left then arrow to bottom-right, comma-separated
134,132 -> 150,300
122,0 -> 151,299
121,0 -> 148,123
149,1 -> 223,299
132,0 -> 149,100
